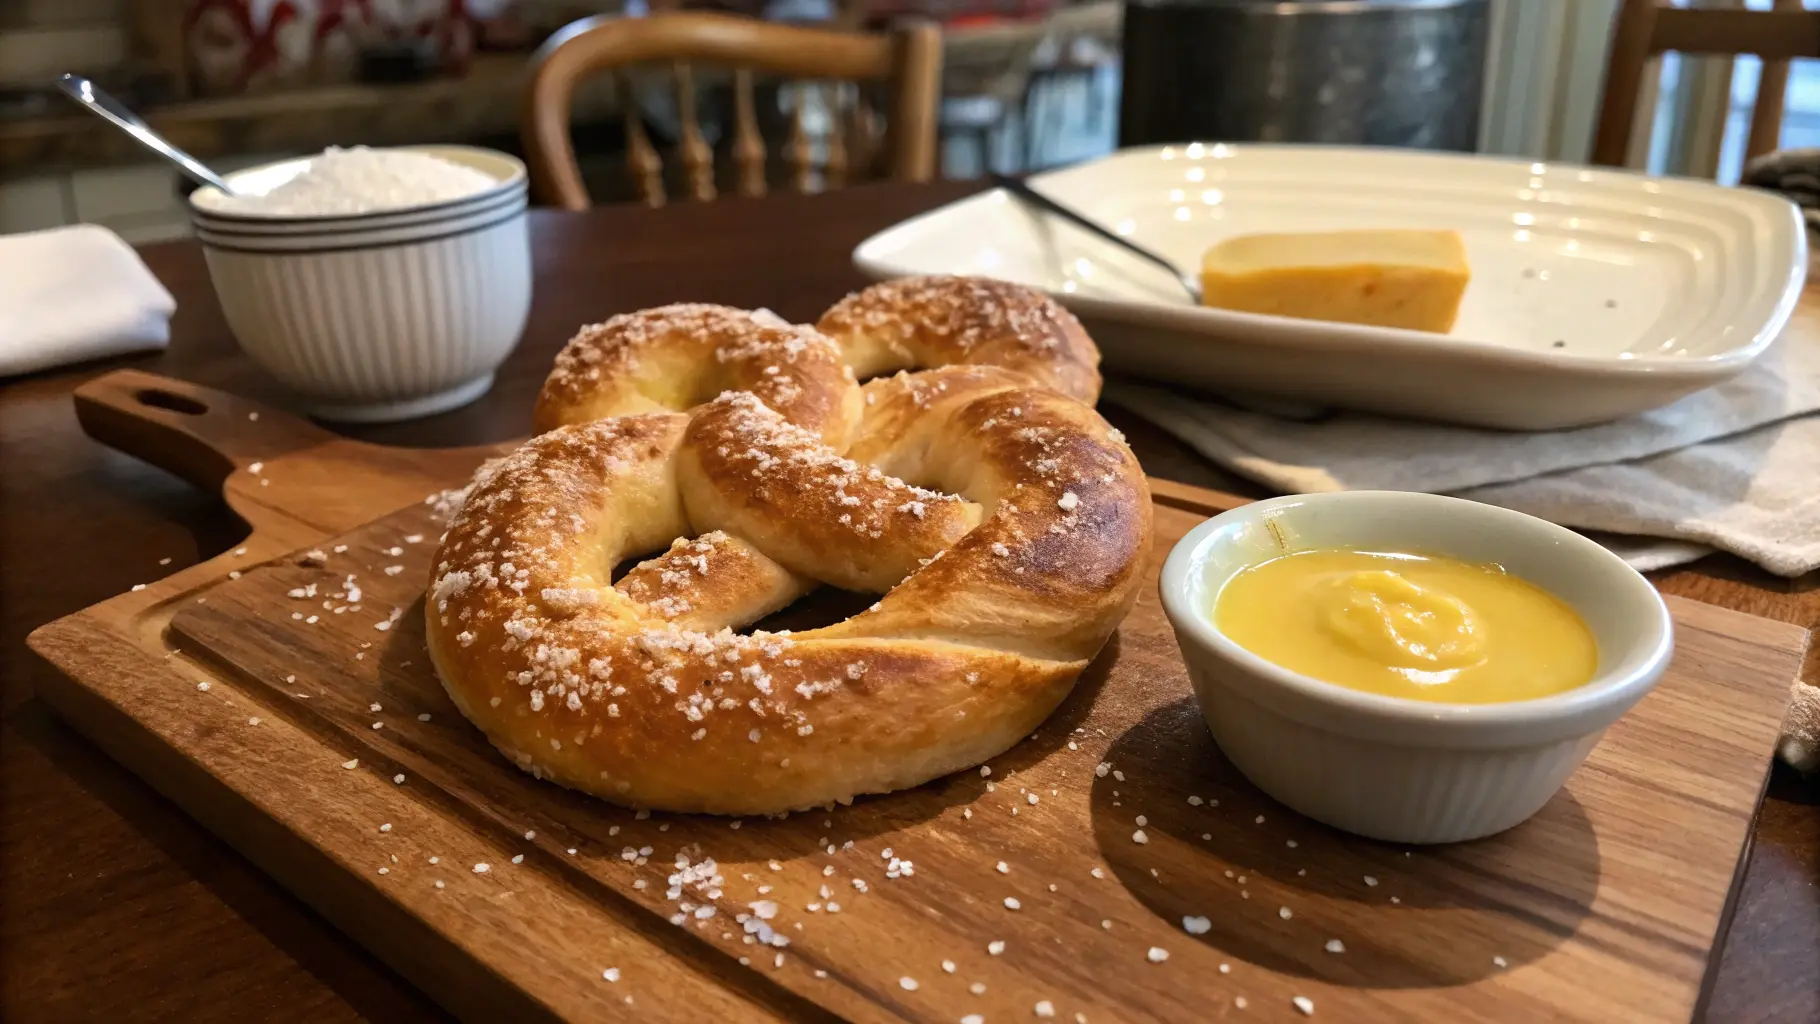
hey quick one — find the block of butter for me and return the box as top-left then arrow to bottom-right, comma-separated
1199,229 -> 1470,334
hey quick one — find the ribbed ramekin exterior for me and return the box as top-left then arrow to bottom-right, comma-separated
201,211 -> 530,411
1186,660 -> 1606,844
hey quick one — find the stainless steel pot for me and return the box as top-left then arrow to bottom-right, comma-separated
1118,0 -> 1491,152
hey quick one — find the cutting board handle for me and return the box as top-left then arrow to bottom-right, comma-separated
74,370 -> 337,494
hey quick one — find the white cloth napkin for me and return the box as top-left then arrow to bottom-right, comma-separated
0,225 -> 175,377
1106,322 -> 1820,577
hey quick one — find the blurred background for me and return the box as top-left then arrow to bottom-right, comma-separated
0,0 -> 1811,243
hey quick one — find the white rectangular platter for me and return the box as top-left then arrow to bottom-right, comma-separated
854,145 -> 1806,430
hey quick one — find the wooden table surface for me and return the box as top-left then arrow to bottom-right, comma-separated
2,181 -> 1814,1022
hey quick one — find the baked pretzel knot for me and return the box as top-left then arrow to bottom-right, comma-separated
428,276 -> 1149,814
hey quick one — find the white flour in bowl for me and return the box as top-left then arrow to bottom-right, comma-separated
196,146 -> 498,217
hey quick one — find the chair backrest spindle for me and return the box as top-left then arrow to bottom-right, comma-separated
525,12 -> 941,209
671,61 -> 717,202
618,70 -> 667,207
732,68 -> 768,197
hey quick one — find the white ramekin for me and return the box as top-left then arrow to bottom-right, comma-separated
1158,492 -> 1674,844
189,146 -> 532,423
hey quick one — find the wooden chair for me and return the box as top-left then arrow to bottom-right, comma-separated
1593,0 -> 1820,169
524,12 -> 942,209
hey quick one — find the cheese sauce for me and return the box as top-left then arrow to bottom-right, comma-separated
1213,549 -> 1596,704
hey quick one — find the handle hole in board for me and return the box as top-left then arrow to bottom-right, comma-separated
136,389 -> 208,416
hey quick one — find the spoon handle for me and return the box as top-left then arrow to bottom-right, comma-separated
55,74 -> 239,196
989,172 -> 1202,303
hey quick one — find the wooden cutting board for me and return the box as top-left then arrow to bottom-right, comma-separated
29,370 -> 1807,1024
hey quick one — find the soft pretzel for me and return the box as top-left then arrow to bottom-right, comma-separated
428,279 -> 1148,814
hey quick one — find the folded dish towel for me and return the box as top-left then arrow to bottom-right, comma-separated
0,224 -> 176,377
1106,315 -> 1820,575
1744,147 -> 1820,231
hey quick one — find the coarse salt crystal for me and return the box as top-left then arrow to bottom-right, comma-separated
1146,947 -> 1169,963
1183,916 -> 1211,935
1293,996 -> 1315,1015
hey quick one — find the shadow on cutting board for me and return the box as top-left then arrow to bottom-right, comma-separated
1089,698 -> 1601,987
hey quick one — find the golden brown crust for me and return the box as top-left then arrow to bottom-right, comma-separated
816,275 -> 1102,403
677,391 -> 982,593
429,281 -> 1145,815
613,531 -> 813,632
533,304 -> 862,445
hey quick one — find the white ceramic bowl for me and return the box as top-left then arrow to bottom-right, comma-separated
189,145 -> 532,423
1158,492 -> 1674,844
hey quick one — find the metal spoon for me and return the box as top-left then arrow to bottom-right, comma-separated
990,172 -> 1201,303
55,73 -> 239,195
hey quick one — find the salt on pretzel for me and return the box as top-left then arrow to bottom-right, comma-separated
532,304 -> 861,442
428,279 -> 1148,814
816,274 -> 1102,403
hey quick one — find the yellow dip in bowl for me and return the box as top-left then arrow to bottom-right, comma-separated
1213,549 -> 1597,704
